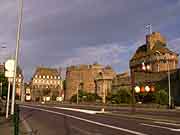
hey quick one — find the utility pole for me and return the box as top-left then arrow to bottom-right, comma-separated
11,0 -> 23,115
0,83 -> 1,99
167,60 -> 171,108
130,69 -> 136,113
76,87 -> 79,104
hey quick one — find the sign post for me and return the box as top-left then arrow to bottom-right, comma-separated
5,59 -> 15,118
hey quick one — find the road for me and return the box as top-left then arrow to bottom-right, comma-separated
19,104 -> 180,135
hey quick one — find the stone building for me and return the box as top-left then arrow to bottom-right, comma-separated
130,32 -> 178,73
65,63 -> 116,100
30,67 -> 63,101
111,71 -> 131,94
0,63 -> 5,73
15,66 -> 24,99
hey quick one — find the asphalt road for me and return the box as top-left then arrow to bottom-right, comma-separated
19,105 -> 180,135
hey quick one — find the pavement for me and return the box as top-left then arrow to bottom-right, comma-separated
19,104 -> 180,135
0,116 -> 13,135
23,102 -> 180,122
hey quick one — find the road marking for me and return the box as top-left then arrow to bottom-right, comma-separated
54,107 -> 99,114
21,105 -> 148,135
154,121 -> 180,126
70,125 -> 102,135
141,123 -> 180,132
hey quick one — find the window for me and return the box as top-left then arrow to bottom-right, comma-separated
18,79 -> 21,83
35,75 -> 38,78
58,76 -> 60,79
55,76 -> 57,79
47,75 -> 49,79
51,76 -> 53,79
43,75 -> 45,79
39,75 -> 41,78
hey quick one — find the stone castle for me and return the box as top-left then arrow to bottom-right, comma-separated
65,63 -> 116,100
130,32 -> 178,73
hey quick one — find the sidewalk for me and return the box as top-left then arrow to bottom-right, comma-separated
0,116 -> 13,135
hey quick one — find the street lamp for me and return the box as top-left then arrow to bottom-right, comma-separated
11,0 -> 23,115
155,50 -> 171,108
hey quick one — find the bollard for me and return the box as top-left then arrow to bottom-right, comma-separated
13,103 -> 19,135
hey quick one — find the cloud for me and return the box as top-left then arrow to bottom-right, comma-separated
169,38 -> 180,53
1,0 -> 180,81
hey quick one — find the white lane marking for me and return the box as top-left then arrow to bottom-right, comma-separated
141,123 -> 180,132
21,105 -> 148,135
54,107 -> 99,114
154,121 -> 180,126
70,125 -> 102,135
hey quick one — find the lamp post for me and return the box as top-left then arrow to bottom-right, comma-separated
0,82 -> 2,99
11,0 -> 23,115
167,60 -> 171,108
76,87 -> 79,104
155,51 -> 171,108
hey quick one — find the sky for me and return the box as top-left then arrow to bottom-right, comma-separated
0,0 -> 180,81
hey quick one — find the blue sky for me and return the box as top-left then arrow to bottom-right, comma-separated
0,0 -> 180,81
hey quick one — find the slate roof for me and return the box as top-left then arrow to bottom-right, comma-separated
34,67 -> 59,76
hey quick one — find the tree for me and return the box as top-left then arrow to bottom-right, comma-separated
70,90 -> 101,103
155,89 -> 168,105
0,73 -> 8,99
42,88 -> 51,96
108,88 -> 132,104
52,91 -> 59,101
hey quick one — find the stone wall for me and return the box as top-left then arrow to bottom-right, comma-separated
65,64 -> 116,100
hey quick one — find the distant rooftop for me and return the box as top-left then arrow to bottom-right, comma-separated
34,67 -> 59,76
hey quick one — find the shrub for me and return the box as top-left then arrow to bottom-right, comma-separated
155,89 -> 168,105
108,89 -> 132,104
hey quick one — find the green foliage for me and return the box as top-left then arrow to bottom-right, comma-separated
70,90 -> 101,103
63,80 -> 66,90
52,91 -> 59,101
0,73 -> 8,98
135,92 -> 156,103
155,89 -> 168,105
42,88 -> 51,96
108,88 -> 132,104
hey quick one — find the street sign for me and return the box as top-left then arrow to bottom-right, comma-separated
5,59 -> 15,72
5,71 -> 15,78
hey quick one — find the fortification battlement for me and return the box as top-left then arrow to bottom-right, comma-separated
146,32 -> 166,50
